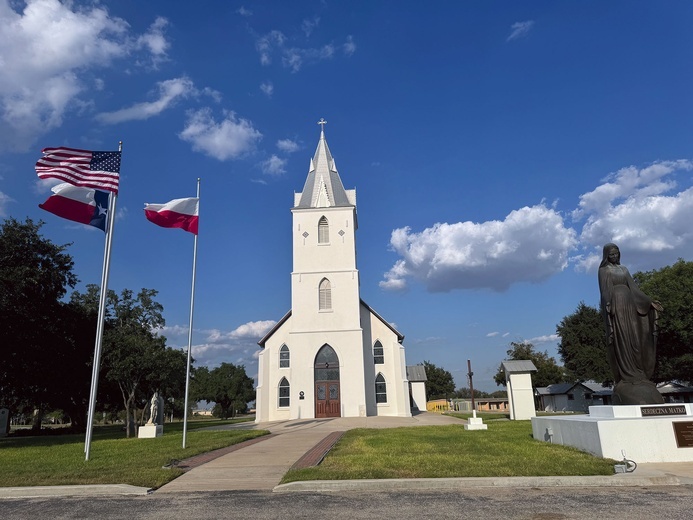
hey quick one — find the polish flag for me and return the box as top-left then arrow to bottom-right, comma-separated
39,183 -> 109,231
144,197 -> 199,235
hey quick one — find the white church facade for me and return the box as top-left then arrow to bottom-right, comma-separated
255,125 -> 412,422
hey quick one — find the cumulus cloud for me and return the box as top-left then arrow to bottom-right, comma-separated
261,154 -> 287,176
0,0 -> 170,151
237,6 -> 253,17
255,30 -> 354,72
382,159 -> 693,293
96,77 -> 195,124
527,334 -> 560,344
160,320 -> 275,369
179,108 -> 262,161
507,20 -> 535,41
381,204 -> 577,292
573,160 -> 693,271
277,138 -> 299,153
135,17 -> 170,67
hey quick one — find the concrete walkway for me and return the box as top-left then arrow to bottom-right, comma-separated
156,413 -> 461,493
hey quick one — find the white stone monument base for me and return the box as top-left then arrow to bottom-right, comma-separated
531,404 -> 693,463
137,424 -> 163,439
464,411 -> 488,430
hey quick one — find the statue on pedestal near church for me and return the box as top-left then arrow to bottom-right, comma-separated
147,391 -> 160,425
598,243 -> 664,405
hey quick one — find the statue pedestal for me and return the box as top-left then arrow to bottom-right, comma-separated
531,404 -> 693,462
137,424 -> 163,439
464,411 -> 488,431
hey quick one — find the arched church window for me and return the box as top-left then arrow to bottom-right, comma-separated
373,341 -> 384,364
375,373 -> 387,403
314,344 -> 340,381
318,216 -> 329,243
278,377 -> 290,407
319,278 -> 332,310
279,345 -> 290,368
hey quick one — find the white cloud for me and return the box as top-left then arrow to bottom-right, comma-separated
527,334 -> 559,344
255,30 -> 353,72
0,0 -> 171,151
0,191 -> 13,216
507,20 -> 535,41
260,81 -> 274,97
277,138 -> 299,153
179,108 -> 263,161
486,332 -> 500,337
160,320 -> 275,369
237,6 -> 253,17
301,16 -> 320,37
343,35 -> 356,56
135,17 -> 170,68
383,159 -> 693,292
380,204 -> 577,292
96,77 -> 195,124
262,154 -> 287,176
573,160 -> 693,271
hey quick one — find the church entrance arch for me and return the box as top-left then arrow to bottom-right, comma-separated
314,344 -> 341,418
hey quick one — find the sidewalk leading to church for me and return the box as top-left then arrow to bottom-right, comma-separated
156,412 -> 462,493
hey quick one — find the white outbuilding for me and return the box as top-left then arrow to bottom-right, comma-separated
255,125 -> 412,422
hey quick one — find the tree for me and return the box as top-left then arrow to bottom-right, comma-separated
71,285 -> 180,437
494,341 -> 566,387
422,361 -> 455,400
635,259 -> 693,384
0,218 -> 78,428
556,302 -> 612,384
193,363 -> 255,418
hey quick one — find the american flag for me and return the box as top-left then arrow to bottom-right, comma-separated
35,147 -> 121,194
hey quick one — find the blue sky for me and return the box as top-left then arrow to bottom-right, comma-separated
2,1 -> 693,393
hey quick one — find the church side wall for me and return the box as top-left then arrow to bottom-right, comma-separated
361,306 -> 412,417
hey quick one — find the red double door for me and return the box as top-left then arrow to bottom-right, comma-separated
315,381 -> 340,418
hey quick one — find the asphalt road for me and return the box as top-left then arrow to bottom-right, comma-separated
2,486 -> 693,519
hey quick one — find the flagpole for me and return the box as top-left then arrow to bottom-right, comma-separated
84,142 -> 121,461
182,178 -> 200,449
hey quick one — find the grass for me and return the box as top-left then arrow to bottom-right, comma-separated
0,418 -> 268,489
281,421 -> 616,484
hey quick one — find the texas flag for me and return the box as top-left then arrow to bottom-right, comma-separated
39,183 -> 110,231
144,197 -> 199,235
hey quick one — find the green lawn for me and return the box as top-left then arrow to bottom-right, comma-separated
0,419 -> 268,489
281,421 -> 616,483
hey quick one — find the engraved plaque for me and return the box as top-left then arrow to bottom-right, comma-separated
673,422 -> 693,448
641,405 -> 687,417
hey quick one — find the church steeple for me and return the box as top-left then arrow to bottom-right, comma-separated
295,120 -> 353,208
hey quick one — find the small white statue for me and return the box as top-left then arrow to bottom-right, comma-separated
147,392 -> 160,425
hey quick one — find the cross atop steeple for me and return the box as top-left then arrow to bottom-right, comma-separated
317,118 -> 327,133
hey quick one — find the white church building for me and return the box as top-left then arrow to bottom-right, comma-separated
255,125 -> 412,422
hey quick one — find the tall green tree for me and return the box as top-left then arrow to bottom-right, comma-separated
71,285 -> 182,436
635,259 -> 693,384
556,302 -> 612,384
0,218 -> 78,428
193,363 -> 255,418
494,341 -> 566,387
422,361 -> 456,400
